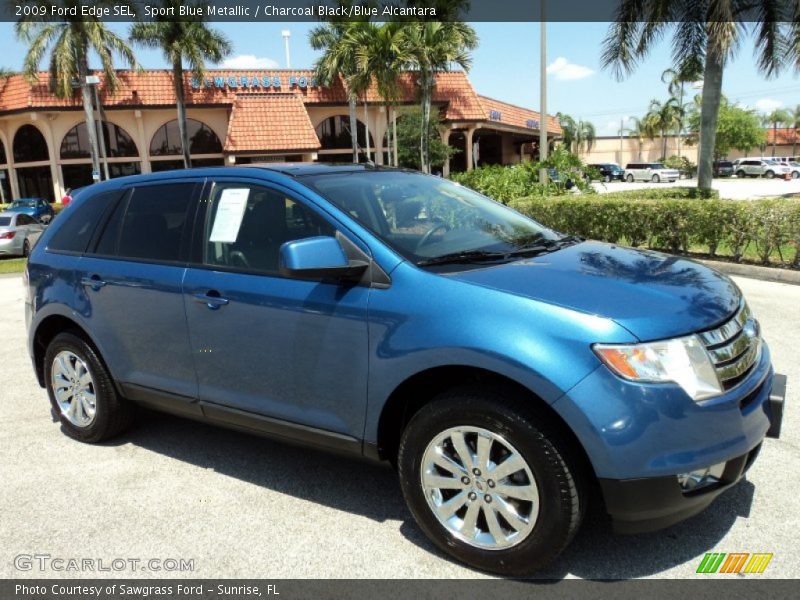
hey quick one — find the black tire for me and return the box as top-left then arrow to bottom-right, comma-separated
398,387 -> 585,576
792,172 -> 799,179
651,174 -> 661,183
22,239 -> 30,257
44,331 -> 135,443
765,170 -> 775,179
736,170 -> 746,178
603,174 -> 611,183
626,174 -> 634,183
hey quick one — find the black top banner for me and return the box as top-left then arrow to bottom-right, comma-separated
2,0 -> 799,23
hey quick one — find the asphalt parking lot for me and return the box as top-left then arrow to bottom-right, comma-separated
593,176 -> 800,200
0,273 -> 797,579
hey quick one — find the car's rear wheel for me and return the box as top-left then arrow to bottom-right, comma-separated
603,174 -> 611,183
398,387 -> 585,576
737,170 -> 747,178
22,239 -> 30,257
44,332 -> 135,443
626,174 -> 634,183
651,174 -> 661,183
792,172 -> 799,179
765,170 -> 775,179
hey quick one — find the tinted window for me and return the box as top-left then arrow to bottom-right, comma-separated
116,184 -> 196,262
149,119 -> 222,156
17,214 -> 34,225
13,125 -> 49,163
48,191 -> 119,253
202,183 -> 334,275
0,217 -> 11,226
60,122 -> 139,159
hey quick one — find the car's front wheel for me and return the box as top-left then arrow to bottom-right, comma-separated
626,174 -> 634,183
44,332 -> 135,443
651,174 -> 661,183
765,170 -> 775,179
398,387 -> 585,576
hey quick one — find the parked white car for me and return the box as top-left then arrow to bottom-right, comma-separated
786,162 -> 800,179
623,163 -> 680,183
734,159 -> 791,179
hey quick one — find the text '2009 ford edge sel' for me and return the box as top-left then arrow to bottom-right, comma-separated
25,165 -> 785,575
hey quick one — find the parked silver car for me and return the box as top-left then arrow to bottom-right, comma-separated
734,159 -> 791,178
623,162 -> 680,183
0,211 -> 45,257
785,162 -> 800,179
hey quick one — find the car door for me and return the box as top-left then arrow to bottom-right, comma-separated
76,181 -> 201,403
182,178 -> 370,440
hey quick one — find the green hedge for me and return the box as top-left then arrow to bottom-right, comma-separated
594,187 -> 720,200
508,196 -> 800,267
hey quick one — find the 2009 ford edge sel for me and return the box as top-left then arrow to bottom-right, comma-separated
25,165 -> 785,575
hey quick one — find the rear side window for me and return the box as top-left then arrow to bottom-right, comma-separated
112,183 -> 196,263
17,214 -> 34,225
47,191 -> 119,254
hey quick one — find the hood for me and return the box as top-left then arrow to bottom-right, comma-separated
447,241 -> 741,341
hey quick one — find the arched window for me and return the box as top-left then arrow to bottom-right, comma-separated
149,119 -> 222,156
0,139 -> 7,164
315,116 -> 373,150
13,125 -> 49,163
60,122 -> 138,159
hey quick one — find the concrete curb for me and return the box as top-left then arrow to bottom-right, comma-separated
697,258 -> 800,286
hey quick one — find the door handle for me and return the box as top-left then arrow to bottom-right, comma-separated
192,291 -> 229,310
80,275 -> 107,291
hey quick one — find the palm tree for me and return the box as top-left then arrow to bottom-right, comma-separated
646,98 -> 682,159
602,1 -> 798,192
557,113 -> 595,154
627,116 -> 656,160
404,21 -> 478,173
354,22 -> 411,167
661,62 -> 702,157
310,3 -> 375,164
16,0 -> 139,181
765,108 -> 791,157
131,1 -> 231,169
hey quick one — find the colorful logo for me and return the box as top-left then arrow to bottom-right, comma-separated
696,552 -> 773,574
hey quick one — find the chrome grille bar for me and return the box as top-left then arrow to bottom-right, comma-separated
699,301 -> 760,391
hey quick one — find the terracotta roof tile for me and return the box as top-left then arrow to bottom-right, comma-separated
224,94 -> 320,153
478,95 -> 561,134
766,127 -> 799,146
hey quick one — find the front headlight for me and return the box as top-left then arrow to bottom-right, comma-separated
593,335 -> 722,401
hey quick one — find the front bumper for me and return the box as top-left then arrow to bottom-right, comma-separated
599,372 -> 786,534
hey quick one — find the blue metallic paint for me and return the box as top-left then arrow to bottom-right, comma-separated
279,236 -> 349,271
25,166 -> 775,491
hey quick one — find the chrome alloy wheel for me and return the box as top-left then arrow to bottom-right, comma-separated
51,351 -> 97,427
420,426 -> 539,550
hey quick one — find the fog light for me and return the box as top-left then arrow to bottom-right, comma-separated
677,462 -> 726,492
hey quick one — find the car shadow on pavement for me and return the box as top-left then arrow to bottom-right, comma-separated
107,408 -> 755,580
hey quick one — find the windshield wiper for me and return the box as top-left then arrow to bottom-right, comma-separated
417,250 -> 511,267
509,235 -> 584,257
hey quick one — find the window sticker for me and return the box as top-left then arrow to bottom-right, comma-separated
209,188 -> 250,243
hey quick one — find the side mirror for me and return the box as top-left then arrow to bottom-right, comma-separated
279,236 -> 369,283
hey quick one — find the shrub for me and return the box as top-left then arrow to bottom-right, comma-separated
508,196 -> 800,267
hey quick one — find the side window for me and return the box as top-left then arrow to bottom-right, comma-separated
47,190 -> 119,253
115,183 -> 195,263
17,214 -> 33,226
203,183 -> 335,275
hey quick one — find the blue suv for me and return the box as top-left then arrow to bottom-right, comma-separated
25,165 -> 785,575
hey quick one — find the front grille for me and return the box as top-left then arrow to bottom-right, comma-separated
698,302 -> 761,391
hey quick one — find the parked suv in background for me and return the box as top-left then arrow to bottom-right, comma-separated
735,159 -> 791,178
25,165 -> 785,575
587,163 -> 624,182
713,160 -> 734,177
623,162 -> 680,183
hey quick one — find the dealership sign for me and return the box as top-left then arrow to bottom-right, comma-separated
191,74 -> 320,91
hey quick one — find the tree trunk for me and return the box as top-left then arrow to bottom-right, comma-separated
697,38 -> 725,193
364,101 -> 370,162
348,97 -> 358,163
392,108 -> 398,167
662,129 -> 667,160
386,105 -> 392,166
78,58 -> 101,182
772,123 -> 777,157
420,71 -> 432,173
173,59 -> 191,169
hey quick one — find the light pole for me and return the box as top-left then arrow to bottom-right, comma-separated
282,30 -> 291,69
86,75 -> 109,181
539,16 -> 548,187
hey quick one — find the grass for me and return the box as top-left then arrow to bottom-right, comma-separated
0,257 -> 26,275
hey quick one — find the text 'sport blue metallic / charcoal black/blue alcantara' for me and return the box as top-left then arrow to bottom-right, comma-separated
24,164 -> 786,575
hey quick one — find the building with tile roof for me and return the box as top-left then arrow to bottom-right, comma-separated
0,69 -> 560,202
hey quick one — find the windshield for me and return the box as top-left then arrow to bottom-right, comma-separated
11,200 -> 36,208
303,170 -> 561,266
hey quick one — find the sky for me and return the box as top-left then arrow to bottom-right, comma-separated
1,20 -> 799,136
